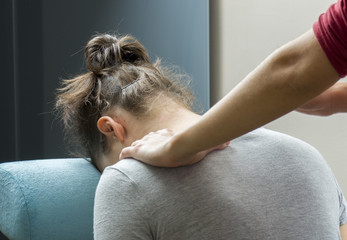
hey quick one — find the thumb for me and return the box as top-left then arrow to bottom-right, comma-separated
212,141 -> 231,151
119,146 -> 135,160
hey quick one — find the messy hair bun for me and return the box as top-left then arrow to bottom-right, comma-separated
85,34 -> 151,75
56,33 -> 194,168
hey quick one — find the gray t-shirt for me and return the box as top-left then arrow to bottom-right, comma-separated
94,128 -> 347,239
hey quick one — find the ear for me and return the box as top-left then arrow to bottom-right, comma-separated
97,116 -> 125,143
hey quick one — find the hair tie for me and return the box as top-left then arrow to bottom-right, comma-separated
121,79 -> 141,90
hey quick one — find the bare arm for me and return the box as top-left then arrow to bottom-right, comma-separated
171,30 -> 339,157
120,29 -> 340,166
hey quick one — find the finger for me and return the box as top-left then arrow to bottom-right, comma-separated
131,140 -> 142,146
213,141 -> 231,150
119,146 -> 137,160
156,129 -> 174,135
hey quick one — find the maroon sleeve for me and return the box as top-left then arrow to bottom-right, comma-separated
313,0 -> 347,78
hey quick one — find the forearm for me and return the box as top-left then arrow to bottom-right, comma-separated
171,30 -> 340,156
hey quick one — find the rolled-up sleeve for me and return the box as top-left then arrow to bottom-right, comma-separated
313,0 -> 347,78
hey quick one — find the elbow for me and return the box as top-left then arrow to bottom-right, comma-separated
270,31 -> 340,100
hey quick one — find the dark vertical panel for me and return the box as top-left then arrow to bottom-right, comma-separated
0,0 -> 16,162
15,0 -> 44,160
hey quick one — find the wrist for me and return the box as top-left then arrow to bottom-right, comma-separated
166,130 -> 195,166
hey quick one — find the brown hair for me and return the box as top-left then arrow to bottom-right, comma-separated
55,34 -> 194,165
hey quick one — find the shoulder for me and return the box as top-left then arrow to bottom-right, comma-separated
94,159 -> 153,239
98,159 -> 145,188
96,158 -> 160,196
94,159 -> 150,217
103,158 -> 155,182
226,128 -> 334,181
232,127 -> 323,158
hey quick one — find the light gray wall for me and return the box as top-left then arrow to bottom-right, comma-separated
210,0 -> 347,194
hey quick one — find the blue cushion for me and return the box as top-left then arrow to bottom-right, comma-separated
0,158 -> 101,240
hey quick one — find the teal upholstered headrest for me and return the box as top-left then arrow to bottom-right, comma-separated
0,158 -> 101,240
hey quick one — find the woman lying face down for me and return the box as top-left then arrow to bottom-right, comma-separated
56,34 -> 205,171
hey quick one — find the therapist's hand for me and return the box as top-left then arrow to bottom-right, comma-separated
296,88 -> 334,116
297,82 -> 347,116
120,129 -> 230,167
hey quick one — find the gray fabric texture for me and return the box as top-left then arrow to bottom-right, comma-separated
94,128 -> 347,240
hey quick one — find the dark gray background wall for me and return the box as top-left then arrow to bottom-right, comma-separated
1,0 -> 210,163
